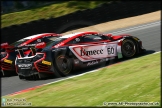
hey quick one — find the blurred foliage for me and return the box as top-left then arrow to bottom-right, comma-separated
2,1 -> 115,28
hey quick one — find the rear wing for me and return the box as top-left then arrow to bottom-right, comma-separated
15,45 -> 35,58
1,42 -> 9,48
1,42 -> 15,52
1,42 -> 9,51
15,42 -> 46,58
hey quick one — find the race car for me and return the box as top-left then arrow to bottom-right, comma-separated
15,31 -> 145,80
1,33 -> 60,76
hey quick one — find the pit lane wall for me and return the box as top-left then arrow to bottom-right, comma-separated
1,1 -> 160,44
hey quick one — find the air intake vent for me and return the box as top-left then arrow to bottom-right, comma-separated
36,62 -> 51,71
1,61 -> 15,70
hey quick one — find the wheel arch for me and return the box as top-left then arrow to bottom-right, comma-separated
51,47 -> 74,76
122,36 -> 141,54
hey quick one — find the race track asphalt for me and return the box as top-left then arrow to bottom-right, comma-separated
1,20 -> 161,96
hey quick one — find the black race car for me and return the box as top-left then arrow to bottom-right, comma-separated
15,32 -> 145,80
1,33 -> 60,76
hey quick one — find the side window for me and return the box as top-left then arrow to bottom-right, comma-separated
30,36 -> 54,44
66,34 -> 106,44
67,37 -> 83,44
42,36 -> 53,43
83,35 -> 104,42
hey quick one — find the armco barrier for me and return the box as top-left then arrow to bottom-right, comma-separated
1,1 -> 161,44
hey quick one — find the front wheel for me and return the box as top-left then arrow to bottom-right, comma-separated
55,55 -> 73,76
121,39 -> 137,58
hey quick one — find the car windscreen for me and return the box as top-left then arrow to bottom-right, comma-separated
41,35 -> 59,43
10,39 -> 29,47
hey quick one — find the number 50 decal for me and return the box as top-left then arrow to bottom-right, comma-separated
106,44 -> 117,56
107,47 -> 114,54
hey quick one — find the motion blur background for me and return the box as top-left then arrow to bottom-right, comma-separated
1,1 -> 58,14
1,1 -> 161,44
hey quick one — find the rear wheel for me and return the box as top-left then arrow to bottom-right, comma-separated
121,39 -> 137,58
55,55 -> 73,76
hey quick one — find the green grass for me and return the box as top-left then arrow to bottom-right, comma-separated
1,1 -> 111,28
2,53 -> 161,107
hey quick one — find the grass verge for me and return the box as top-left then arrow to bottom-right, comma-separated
2,53 -> 161,107
1,1 -> 111,28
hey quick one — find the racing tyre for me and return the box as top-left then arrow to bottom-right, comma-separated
55,55 -> 73,76
121,39 -> 137,58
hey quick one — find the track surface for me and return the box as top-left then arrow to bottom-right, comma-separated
1,21 -> 161,96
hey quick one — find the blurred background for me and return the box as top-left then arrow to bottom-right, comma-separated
1,1 -> 160,44
1,1 -> 59,14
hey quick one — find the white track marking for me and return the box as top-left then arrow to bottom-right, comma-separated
43,69 -> 99,86
111,21 -> 161,35
153,51 -> 161,54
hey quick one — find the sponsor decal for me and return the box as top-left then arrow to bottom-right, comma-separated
100,58 -> 109,62
4,59 -> 12,64
18,64 -> 32,68
74,59 -> 79,64
24,44 -> 35,46
69,44 -> 117,62
42,60 -> 51,65
87,60 -> 98,66
80,48 -> 103,56
35,42 -> 46,49
18,64 -> 32,67
36,42 -> 45,46
37,39 -> 41,42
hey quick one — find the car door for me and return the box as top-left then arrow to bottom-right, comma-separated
66,33 -> 117,62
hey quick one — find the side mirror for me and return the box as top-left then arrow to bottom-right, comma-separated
1,42 -> 9,48
35,42 -> 46,49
